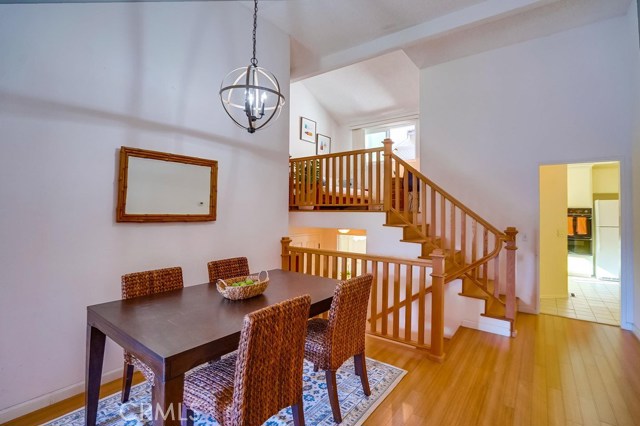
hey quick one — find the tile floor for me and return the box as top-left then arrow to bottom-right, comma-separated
540,276 -> 620,326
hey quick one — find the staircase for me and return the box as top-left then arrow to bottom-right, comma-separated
289,138 -> 519,340
380,139 -> 517,335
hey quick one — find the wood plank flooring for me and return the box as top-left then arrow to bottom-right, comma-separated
4,313 -> 640,426
365,314 -> 640,426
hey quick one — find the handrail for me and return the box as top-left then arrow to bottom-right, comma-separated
281,237 -> 447,361
289,147 -> 385,210
390,153 -> 506,239
281,245 -> 434,268
290,147 -> 384,162
286,139 -> 518,334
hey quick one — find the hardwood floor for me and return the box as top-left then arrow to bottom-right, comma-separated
366,313 -> 640,426
5,313 -> 640,426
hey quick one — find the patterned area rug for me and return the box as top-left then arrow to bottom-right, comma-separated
46,357 -> 405,426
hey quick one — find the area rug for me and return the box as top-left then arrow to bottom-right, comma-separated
45,357 -> 405,426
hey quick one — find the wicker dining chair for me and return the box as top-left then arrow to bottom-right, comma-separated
120,266 -> 184,403
207,257 -> 250,283
304,273 -> 374,423
182,295 -> 311,426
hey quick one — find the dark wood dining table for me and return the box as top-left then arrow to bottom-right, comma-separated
85,269 -> 338,426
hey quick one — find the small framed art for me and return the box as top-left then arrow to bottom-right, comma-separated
316,134 -> 331,155
300,117 -> 317,143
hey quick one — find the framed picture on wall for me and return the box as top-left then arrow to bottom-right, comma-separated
316,134 -> 331,155
300,117 -> 317,143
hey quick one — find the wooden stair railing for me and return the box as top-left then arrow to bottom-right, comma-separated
381,139 -> 518,334
289,148 -> 385,210
281,237 -> 447,361
288,139 -> 519,337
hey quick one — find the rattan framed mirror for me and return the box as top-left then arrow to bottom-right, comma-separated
116,147 -> 218,222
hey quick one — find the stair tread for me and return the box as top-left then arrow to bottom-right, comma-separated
382,223 -> 410,228
401,238 -> 430,243
481,312 -> 513,323
418,248 -> 462,260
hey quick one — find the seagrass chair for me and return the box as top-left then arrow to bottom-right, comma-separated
182,295 -> 311,426
207,257 -> 250,283
304,273 -> 374,423
120,266 -> 184,403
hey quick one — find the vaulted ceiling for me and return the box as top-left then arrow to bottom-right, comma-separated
247,0 -> 632,126
248,0 -> 631,80
7,0 -> 632,126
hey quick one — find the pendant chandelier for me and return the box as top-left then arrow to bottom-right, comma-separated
219,0 -> 285,134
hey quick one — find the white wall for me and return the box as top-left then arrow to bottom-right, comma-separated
628,0 -> 640,339
0,2 -> 290,419
289,81 -> 346,157
420,16 -> 635,316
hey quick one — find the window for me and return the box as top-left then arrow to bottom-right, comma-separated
364,121 -> 417,161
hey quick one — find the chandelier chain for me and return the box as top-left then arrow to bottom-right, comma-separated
251,0 -> 258,66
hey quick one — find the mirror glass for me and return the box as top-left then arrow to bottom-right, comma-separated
117,147 -> 218,222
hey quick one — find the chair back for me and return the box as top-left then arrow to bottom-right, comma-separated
229,295 -> 311,426
208,257 -> 250,283
121,267 -> 183,300
326,274 -> 373,370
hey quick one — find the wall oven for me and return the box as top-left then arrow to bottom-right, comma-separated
567,207 -> 592,255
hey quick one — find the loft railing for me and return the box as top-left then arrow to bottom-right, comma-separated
281,237 -> 448,361
289,148 -> 384,210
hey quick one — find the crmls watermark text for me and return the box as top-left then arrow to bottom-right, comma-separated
119,402 -> 195,422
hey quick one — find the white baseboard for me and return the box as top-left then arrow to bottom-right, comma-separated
0,367 -> 122,424
632,323 -> 640,341
462,318 -> 511,337
518,305 -> 537,315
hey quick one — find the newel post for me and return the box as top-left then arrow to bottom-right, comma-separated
281,237 -> 292,271
504,227 -> 518,330
383,138 -> 393,212
430,249 -> 446,362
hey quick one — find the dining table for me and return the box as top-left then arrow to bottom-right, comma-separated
85,268 -> 339,426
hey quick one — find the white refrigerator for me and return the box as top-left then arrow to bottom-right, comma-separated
594,200 -> 620,280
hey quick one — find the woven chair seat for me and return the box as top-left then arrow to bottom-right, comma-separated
184,355 -> 237,423
304,318 -> 329,370
124,351 -> 155,383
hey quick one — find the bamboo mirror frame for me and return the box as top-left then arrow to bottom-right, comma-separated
116,146 -> 218,222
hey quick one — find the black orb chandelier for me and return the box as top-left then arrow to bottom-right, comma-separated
219,0 -> 285,133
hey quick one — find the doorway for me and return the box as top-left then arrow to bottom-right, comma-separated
539,162 -> 621,326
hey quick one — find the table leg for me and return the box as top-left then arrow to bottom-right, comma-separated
85,325 -> 106,426
151,373 -> 184,426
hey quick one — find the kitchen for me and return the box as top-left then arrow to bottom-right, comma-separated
539,161 -> 621,325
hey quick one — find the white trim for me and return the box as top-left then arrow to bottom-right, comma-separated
0,367 -> 122,424
350,114 -> 420,131
461,319 -> 511,337
631,323 -> 640,339
518,305 -> 537,315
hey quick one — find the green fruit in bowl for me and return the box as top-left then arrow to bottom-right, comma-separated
246,279 -> 254,285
